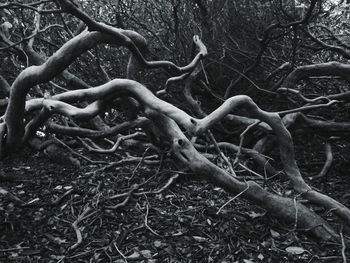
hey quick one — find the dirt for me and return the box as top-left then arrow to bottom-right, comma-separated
0,146 -> 349,263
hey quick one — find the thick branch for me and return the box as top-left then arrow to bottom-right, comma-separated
25,78 -> 350,222
148,112 -> 336,241
57,0 -> 206,75
278,62 -> 350,102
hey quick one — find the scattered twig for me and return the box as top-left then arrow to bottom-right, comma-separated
0,246 -> 30,252
0,187 -> 24,204
105,185 -> 137,210
311,142 -> 333,180
113,242 -> 128,263
216,184 -> 250,214
50,188 -> 75,206
69,206 -> 94,251
155,151 -> 166,175
129,147 -> 151,182
237,163 -> 264,179
149,173 -> 179,194
277,100 -> 339,116
81,132 -> 145,153
207,131 -> 236,176
200,60 -> 210,85
106,173 -> 179,201
86,155 -> 159,176
293,196 -> 299,231
52,137 -> 107,164
277,87 -> 330,104
340,225 -> 347,263
132,173 -> 180,197
233,120 -> 261,166
144,203 -> 161,237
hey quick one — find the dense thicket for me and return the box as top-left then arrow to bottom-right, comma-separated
1,0 -> 350,260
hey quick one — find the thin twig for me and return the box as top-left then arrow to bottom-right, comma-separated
150,173 -> 179,194
105,186 -> 137,210
0,187 -> 24,204
207,131 -> 236,176
52,137 -> 107,164
69,206 -> 93,251
81,132 -> 144,153
113,242 -> 127,263
136,173 -> 180,196
144,202 -> 161,237
50,188 -> 75,206
233,120 -> 261,166
238,163 -> 264,179
200,60 -> 210,85
312,142 -> 333,180
85,155 -> 159,176
0,247 -> 30,252
277,100 -> 338,116
129,147 -> 151,182
340,225 -> 347,263
293,196 -> 298,231
216,184 -> 250,214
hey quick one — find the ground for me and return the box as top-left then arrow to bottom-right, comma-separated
0,136 -> 349,263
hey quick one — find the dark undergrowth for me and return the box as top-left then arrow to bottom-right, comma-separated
0,142 -> 349,263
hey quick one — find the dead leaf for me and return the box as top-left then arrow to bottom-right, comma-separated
26,197 -> 40,205
46,234 -> 67,245
153,240 -> 163,248
140,249 -> 152,258
270,229 -> 280,238
207,218 -> 212,225
192,236 -> 208,242
3,9 -> 11,15
285,246 -> 306,255
0,187 -> 8,195
126,251 -> 140,259
247,211 -> 265,219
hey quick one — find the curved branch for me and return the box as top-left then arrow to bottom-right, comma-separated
46,117 -> 149,139
281,62 -> 350,90
4,14 -> 207,149
5,30 -> 114,149
194,141 -> 277,176
43,99 -> 106,120
23,78 -> 350,223
6,60 -> 349,229
81,132 -> 144,153
148,112 -> 336,241
57,0 -> 207,75
277,87 -> 330,103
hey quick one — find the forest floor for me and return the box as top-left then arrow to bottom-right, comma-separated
0,135 -> 349,263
